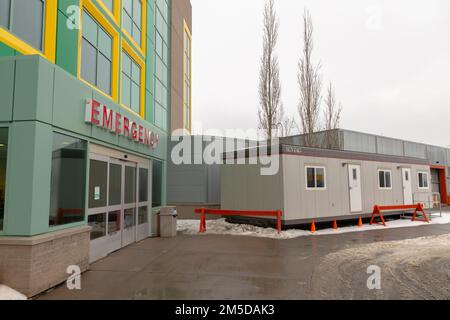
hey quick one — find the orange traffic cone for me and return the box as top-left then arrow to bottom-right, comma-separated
358,216 -> 363,227
311,220 -> 316,233
332,220 -> 338,230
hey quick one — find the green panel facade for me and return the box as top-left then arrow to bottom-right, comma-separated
0,0 -> 173,237
55,9 -> 79,76
0,58 -> 15,121
0,55 -> 167,237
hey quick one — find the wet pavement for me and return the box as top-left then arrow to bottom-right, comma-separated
37,222 -> 450,300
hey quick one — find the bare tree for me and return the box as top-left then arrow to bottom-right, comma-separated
277,107 -> 297,137
323,82 -> 342,149
297,9 -> 322,147
258,0 -> 282,144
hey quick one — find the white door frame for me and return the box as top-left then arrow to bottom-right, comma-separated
348,164 -> 363,213
122,161 -> 137,248
107,158 -> 124,254
88,147 -> 153,263
136,161 -> 152,242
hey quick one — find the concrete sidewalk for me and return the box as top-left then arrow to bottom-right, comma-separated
37,223 -> 450,300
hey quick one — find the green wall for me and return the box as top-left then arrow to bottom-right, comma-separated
1,0 -> 170,135
0,55 -> 167,237
0,0 -> 173,236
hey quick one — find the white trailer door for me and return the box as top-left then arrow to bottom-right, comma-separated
348,164 -> 363,212
402,168 -> 413,205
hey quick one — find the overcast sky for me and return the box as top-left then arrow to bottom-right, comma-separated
189,0 -> 450,147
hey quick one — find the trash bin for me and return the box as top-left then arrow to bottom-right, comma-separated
159,206 -> 178,238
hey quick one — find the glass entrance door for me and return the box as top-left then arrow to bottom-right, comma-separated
88,154 -> 109,263
107,159 -> 123,254
122,162 -> 137,247
137,165 -> 151,241
88,150 -> 152,263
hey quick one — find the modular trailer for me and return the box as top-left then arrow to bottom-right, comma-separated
221,144 -> 433,226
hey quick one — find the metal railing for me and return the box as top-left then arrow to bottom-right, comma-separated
412,192 -> 442,220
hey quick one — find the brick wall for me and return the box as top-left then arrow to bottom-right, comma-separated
0,226 -> 90,297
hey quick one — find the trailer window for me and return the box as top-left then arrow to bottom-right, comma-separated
306,166 -> 326,190
418,172 -> 429,189
378,170 -> 392,189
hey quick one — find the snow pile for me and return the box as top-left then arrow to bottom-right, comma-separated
177,212 -> 450,240
311,234 -> 450,299
0,285 -> 27,300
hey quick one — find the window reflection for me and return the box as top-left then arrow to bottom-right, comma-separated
138,206 -> 148,225
124,208 -> 135,229
88,213 -> 106,240
108,210 -> 121,234
49,133 -> 86,227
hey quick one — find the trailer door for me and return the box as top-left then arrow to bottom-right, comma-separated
402,168 -> 413,205
348,164 -> 363,212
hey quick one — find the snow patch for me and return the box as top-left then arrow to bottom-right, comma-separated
0,285 -> 27,300
177,212 -> 450,240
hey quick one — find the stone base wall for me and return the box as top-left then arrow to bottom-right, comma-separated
0,226 -> 90,298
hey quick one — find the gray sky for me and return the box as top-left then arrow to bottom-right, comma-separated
190,0 -> 450,147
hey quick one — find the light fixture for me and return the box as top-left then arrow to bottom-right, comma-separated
0,144 -> 5,148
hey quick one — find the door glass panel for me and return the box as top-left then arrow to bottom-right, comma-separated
109,163 -> 122,206
89,160 -> 108,208
138,206 -> 148,225
152,160 -> 162,207
124,166 -> 136,204
88,213 -> 106,240
124,208 -> 135,229
108,210 -> 121,235
139,168 -> 148,202
352,168 -> 357,181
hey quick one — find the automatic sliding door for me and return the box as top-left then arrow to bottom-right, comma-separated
88,156 -> 109,263
122,163 -> 137,247
137,163 -> 151,241
108,160 -> 123,253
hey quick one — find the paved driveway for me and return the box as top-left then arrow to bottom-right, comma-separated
37,223 -> 450,300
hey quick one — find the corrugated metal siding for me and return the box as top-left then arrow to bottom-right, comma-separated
376,136 -> 404,156
281,154 -> 431,221
342,131 -> 377,153
168,136 -> 255,205
221,161 -> 284,213
404,141 -> 427,159
427,145 -> 447,166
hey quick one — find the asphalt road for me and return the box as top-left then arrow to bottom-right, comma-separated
37,222 -> 450,300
